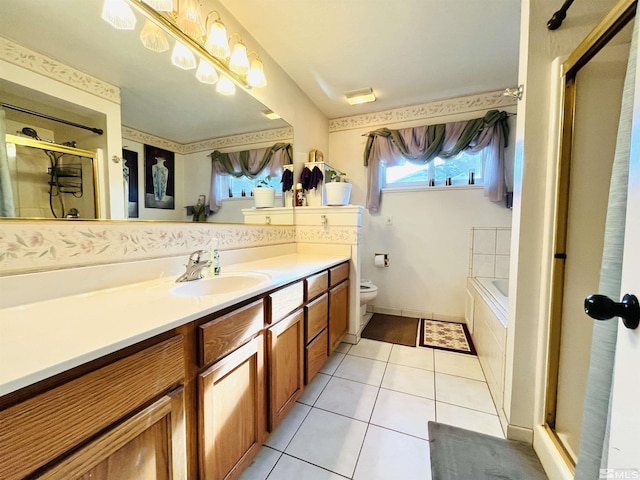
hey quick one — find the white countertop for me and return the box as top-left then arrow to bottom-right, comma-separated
0,253 -> 348,397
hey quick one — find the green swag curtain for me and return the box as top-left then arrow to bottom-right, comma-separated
363,110 -> 510,213
208,142 -> 292,213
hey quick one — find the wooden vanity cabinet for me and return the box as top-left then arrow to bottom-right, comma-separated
328,262 -> 350,353
304,271 -> 329,384
0,335 -> 186,480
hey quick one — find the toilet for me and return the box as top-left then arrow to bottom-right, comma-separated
360,280 -> 378,326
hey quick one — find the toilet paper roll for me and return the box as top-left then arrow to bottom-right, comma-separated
374,254 -> 386,267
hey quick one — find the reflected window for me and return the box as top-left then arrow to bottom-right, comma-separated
217,174 -> 282,198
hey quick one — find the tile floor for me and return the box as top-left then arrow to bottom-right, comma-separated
240,338 -> 504,480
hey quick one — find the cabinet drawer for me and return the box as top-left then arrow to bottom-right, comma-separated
305,293 -> 328,343
305,271 -> 328,301
198,299 -> 264,367
269,281 -> 304,324
305,329 -> 328,384
329,262 -> 349,287
0,335 -> 185,480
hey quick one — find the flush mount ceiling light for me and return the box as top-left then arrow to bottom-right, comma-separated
171,41 -> 196,70
195,59 -> 219,84
262,109 -> 280,120
140,19 -> 169,52
345,88 -> 376,105
102,0 -> 137,30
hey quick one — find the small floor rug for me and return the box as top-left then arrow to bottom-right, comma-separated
428,422 -> 548,480
419,319 -> 476,355
360,314 -> 419,347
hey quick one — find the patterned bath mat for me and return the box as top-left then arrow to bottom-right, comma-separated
419,319 -> 476,355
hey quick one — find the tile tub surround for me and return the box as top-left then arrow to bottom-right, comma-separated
0,252 -> 349,396
239,339 -> 504,480
469,227 -> 511,279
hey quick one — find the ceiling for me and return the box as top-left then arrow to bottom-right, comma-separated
0,0 -> 521,142
221,0 -> 522,119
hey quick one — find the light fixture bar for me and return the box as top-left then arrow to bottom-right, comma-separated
125,0 -> 251,89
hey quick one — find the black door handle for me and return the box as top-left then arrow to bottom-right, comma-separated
584,294 -> 640,329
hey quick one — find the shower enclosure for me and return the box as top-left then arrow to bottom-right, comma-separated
2,134 -> 98,219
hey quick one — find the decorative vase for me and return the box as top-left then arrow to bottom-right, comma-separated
253,187 -> 276,208
152,157 -> 169,201
324,182 -> 352,206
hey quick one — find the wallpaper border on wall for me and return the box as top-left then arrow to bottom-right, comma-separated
0,221 -> 295,275
296,226 -> 360,245
328,90 -> 517,132
0,36 -> 121,104
122,127 -> 183,155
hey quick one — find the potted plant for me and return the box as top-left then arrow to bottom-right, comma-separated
324,169 -> 352,206
253,175 -> 276,208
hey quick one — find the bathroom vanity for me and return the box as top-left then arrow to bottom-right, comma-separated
0,256 -> 350,480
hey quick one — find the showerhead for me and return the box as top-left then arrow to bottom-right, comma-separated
21,127 -> 39,139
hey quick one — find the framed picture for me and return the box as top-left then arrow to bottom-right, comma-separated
144,144 -> 175,209
122,149 -> 139,218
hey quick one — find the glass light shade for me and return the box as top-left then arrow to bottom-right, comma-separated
140,20 -> 169,52
216,76 -> 236,95
247,58 -> 267,88
345,88 -> 376,105
171,41 -> 196,70
141,0 -> 173,11
101,0 -> 137,30
195,59 -> 219,84
176,0 -> 205,38
229,42 -> 250,75
204,20 -> 230,59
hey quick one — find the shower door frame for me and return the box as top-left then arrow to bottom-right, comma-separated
544,0 -> 636,471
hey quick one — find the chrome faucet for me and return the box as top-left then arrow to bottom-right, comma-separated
176,250 -> 212,282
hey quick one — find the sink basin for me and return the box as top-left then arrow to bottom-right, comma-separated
171,272 -> 271,297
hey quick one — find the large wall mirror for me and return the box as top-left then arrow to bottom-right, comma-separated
0,0 -> 292,224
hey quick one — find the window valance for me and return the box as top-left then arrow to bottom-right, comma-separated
208,142 -> 292,213
363,110 -> 511,213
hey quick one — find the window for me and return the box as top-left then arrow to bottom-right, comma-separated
217,174 -> 282,198
384,150 -> 483,187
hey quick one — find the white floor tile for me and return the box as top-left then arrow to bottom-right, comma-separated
348,338 -> 393,361
370,388 -> 435,439
434,372 -> 496,414
285,409 -> 367,478
315,376 -> 379,421
265,402 -> 311,451
298,373 -> 331,406
267,454 -> 345,480
389,344 -> 434,371
239,446 -> 281,480
334,355 -> 387,386
381,363 -> 435,399
436,402 -> 504,438
334,342 -> 352,354
319,351 -> 345,375
353,425 -> 431,480
434,350 -> 485,381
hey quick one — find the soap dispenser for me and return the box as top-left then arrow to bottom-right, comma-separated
209,238 -> 221,276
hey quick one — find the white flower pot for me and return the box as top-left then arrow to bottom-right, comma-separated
325,182 -> 352,206
253,187 -> 276,208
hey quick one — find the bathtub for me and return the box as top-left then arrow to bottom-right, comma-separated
466,276 -> 508,425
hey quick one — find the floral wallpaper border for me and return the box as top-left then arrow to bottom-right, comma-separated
296,226 -> 360,245
0,221 -> 295,275
329,90 -> 517,132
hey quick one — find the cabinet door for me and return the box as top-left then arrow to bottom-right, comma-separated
267,309 -> 304,430
39,388 -> 187,480
198,335 -> 266,480
329,280 -> 350,353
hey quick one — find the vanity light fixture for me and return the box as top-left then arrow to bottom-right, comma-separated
171,41 -> 197,70
175,0 -> 205,38
247,52 -> 267,88
228,34 -> 250,75
216,76 -> 236,95
204,12 -> 231,59
262,109 -> 280,120
102,0 -> 137,30
141,0 -> 173,12
140,19 -> 169,52
195,59 -> 219,84
345,88 -> 376,105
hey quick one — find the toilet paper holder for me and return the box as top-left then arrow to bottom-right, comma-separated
374,253 -> 389,267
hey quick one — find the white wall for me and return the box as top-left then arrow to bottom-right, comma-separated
329,110 -> 514,319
